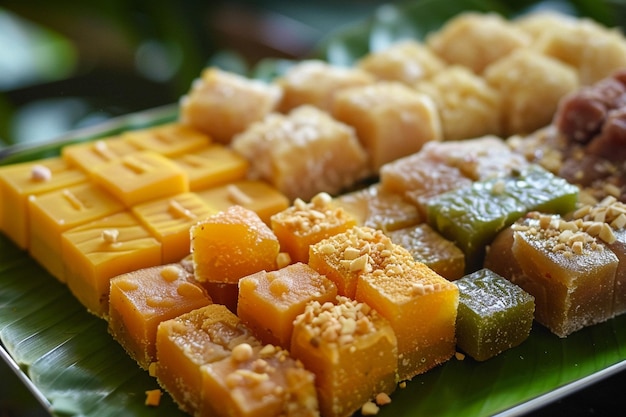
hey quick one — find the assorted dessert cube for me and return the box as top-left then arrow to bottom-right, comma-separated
2,8 -> 626,417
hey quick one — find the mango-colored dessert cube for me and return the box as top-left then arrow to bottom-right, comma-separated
332,81 -> 442,171
231,105 -> 369,201
354,241 -> 459,380
28,182 -> 125,281
196,180 -> 289,225
291,297 -> 397,417
179,67 -> 282,144
172,144 -> 248,191
237,262 -> 338,348
180,255 -> 240,313
91,150 -> 188,207
190,205 -> 280,283
62,211 -> 162,317
415,66 -> 501,140
0,157 -> 87,249
108,263 -> 212,369
155,304 -> 260,414
387,223 -> 466,281
511,212 -> 618,337
357,39 -> 446,85
275,60 -> 375,113
332,184 -> 421,233
61,136 -> 140,174
122,122 -> 211,157
132,192 -> 217,263
271,192 -> 357,264
455,268 -> 535,361
569,197 -> 626,315
201,343 -> 319,417
308,226 -> 412,299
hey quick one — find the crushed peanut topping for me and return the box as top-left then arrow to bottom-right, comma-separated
101,228 -> 120,244
569,196 -> 626,244
375,392 -> 392,406
231,343 -> 254,362
294,296 -> 378,346
31,164 -> 52,182
513,212 -> 602,256
361,401 -> 380,415
275,192 -> 354,236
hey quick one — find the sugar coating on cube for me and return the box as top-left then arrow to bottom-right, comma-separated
271,192 -> 357,264
291,296 -> 397,417
231,105 -> 369,201
455,268 -> 535,361
179,67 -> 282,143
191,205 -> 280,283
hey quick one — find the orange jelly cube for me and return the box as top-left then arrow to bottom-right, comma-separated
155,304 -> 260,414
354,238 -> 459,380
201,344 -> 319,417
271,192 -> 357,264
28,182 -> 125,281
0,157 -> 87,249
132,192 -> 217,263
190,205 -> 280,283
108,263 -> 212,369
172,144 -> 248,191
122,123 -> 211,157
290,297 -> 398,417
308,226 -> 412,299
61,136 -> 140,174
237,262 -> 338,348
196,180 -> 289,225
91,150 -> 188,207
62,211 -> 162,317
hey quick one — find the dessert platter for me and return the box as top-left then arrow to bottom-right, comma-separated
2,1 -> 626,416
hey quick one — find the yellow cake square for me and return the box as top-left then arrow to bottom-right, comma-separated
195,180 -> 289,225
91,150 -> 188,207
172,144 -> 248,191
122,122 -> 211,157
61,136 -> 140,174
28,182 -> 125,281
132,192 -> 218,263
62,211 -> 162,317
0,157 -> 87,249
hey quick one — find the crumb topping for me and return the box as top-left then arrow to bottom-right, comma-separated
275,192 -> 353,236
294,297 -> 378,346
570,196 -> 626,243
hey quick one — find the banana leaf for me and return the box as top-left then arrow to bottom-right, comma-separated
2,1 -> 626,416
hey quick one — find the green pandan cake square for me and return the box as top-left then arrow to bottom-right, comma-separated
427,165 -> 579,271
455,268 -> 535,361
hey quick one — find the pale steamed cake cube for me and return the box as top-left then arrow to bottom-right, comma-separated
231,105 -> 369,201
332,81 -> 442,171
179,67 -> 282,143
